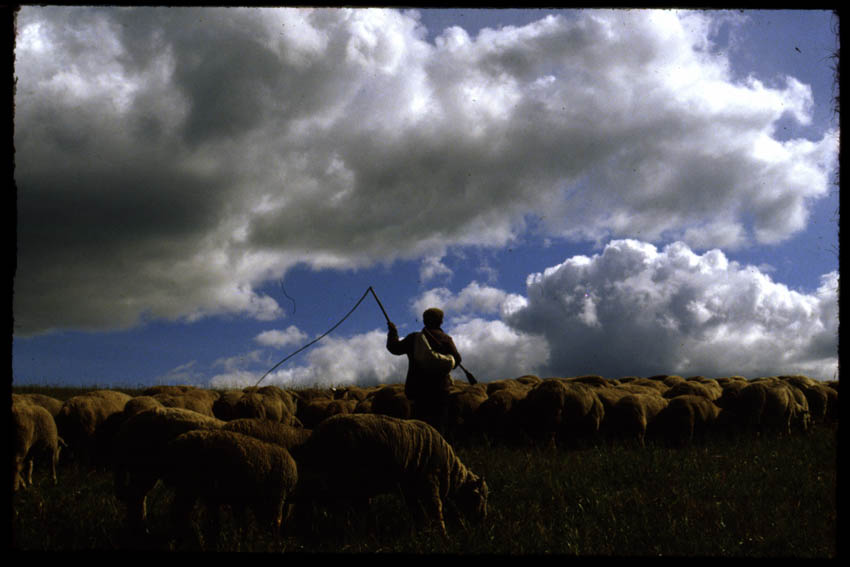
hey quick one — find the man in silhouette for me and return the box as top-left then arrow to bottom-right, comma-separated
386,307 -> 462,429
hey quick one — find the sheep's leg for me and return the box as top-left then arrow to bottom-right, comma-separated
25,458 -> 34,486
421,478 -> 448,539
51,446 -> 60,484
13,456 -> 26,491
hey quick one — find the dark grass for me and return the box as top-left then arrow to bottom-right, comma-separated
10,422 -> 837,555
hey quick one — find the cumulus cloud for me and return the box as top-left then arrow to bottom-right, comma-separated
203,239 -> 837,387
255,325 -> 309,348
419,255 -> 453,283
14,7 -> 838,336
411,281 -> 526,322
447,318 -> 550,381
506,239 -> 839,380
256,329 -> 408,389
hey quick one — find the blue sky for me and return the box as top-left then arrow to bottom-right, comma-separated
13,8 -> 839,388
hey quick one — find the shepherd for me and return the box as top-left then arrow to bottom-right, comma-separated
386,307 -> 463,429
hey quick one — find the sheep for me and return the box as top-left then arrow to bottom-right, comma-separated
160,429 -> 298,548
12,398 -> 65,491
12,392 -> 63,417
652,394 -> 720,447
564,374 -> 612,388
353,396 -> 374,414
719,380 -> 805,437
122,395 -> 165,417
519,379 -> 604,448
54,389 -> 132,466
485,378 -> 533,397
221,418 -> 312,459
474,386 -> 529,444
444,383 -> 489,439
245,385 -> 298,415
595,386 -> 632,415
780,376 -> 831,426
296,413 -> 488,539
212,388 -> 299,424
783,382 -> 812,434
662,380 -> 720,401
514,374 -> 542,386
368,384 -> 413,420
296,397 -> 355,429
605,393 -> 668,447
620,378 -> 670,395
110,406 -> 225,534
685,376 -> 723,400
152,388 -> 220,418
235,391 -> 292,423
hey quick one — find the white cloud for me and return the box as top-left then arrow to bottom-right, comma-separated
411,281 -> 526,322
260,329 -> 407,388
255,325 -> 309,348
419,255 -> 453,283
201,238 -> 837,387
447,318 -> 550,381
506,239 -> 839,380
14,7 -> 838,335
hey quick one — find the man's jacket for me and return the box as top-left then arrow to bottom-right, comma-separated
387,326 -> 462,400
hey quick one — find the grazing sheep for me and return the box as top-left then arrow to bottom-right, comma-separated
783,382 -> 812,433
369,385 -> 413,420
234,391 -> 289,423
444,384 -> 489,438
123,395 -> 165,417
663,380 -> 720,401
110,406 -> 225,534
485,378 -> 533,397
517,378 -> 571,445
595,387 -> 632,415
652,394 -> 720,446
54,389 -> 132,466
296,397 -> 355,429
564,375 -> 612,388
721,380 -> 806,437
152,388 -> 219,417
211,388 -> 297,424
13,392 -> 63,417
620,378 -> 670,395
519,379 -> 604,448
606,393 -> 668,447
211,390 -> 245,421
474,387 -> 529,444
686,377 -> 723,399
221,418 -> 312,459
297,413 -> 488,538
514,375 -> 542,386
353,396 -> 374,414
780,376 -> 831,426
161,430 -> 298,547
245,385 -> 299,415
12,399 -> 65,491
822,382 -> 839,423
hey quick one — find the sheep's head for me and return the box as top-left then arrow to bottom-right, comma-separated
456,474 -> 488,521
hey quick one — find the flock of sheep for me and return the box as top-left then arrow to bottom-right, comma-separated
11,372 -> 839,546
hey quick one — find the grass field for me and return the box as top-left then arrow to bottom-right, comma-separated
9,385 -> 838,555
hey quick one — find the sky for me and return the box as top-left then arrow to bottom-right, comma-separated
12,7 -> 840,389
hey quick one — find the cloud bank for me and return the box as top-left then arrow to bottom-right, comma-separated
211,240 -> 837,387
14,7 -> 837,336
506,239 -> 838,380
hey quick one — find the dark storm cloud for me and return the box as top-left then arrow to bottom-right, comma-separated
14,7 -> 837,336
